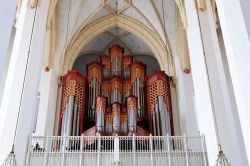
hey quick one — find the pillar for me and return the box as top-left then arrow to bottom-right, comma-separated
198,0 -> 248,165
0,0 -> 50,165
0,0 -> 18,108
184,0 -> 218,164
215,0 -> 250,163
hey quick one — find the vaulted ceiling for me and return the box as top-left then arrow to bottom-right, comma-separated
57,0 -> 177,58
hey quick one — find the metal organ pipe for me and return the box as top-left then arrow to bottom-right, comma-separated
96,107 -> 104,132
152,111 -> 156,136
155,100 -> 161,136
76,112 -> 80,136
65,96 -> 74,136
92,78 -> 96,110
72,100 -> 77,136
128,107 -> 136,132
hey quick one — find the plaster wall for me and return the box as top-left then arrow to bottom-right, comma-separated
174,56 -> 198,136
215,0 -> 250,163
0,0 -> 50,164
0,0 -> 18,108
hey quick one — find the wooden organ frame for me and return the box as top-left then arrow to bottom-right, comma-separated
58,71 -> 86,136
59,45 -> 174,137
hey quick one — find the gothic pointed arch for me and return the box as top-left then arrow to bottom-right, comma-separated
60,14 -> 175,76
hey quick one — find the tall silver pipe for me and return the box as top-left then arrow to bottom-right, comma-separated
76,112 -> 80,136
92,79 -> 95,109
60,112 -> 66,136
88,82 -> 92,118
66,96 -> 74,136
128,107 -> 136,132
158,96 -> 167,136
114,89 -> 117,102
63,102 -> 68,137
72,99 -> 78,136
166,111 -> 171,136
155,101 -> 161,136
96,107 -> 104,132
152,111 -> 156,136
137,79 -> 140,108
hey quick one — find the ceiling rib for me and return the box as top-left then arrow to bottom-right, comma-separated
101,31 -> 133,54
149,0 -> 167,43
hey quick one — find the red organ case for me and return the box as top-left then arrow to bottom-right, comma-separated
146,71 -> 174,136
59,44 -> 174,137
59,71 -> 87,136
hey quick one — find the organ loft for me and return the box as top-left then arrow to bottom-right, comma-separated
59,45 -> 173,137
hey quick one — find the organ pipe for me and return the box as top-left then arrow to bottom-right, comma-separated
59,45 -> 174,137
130,62 -> 146,119
147,71 -> 173,136
59,70 -> 86,137
96,96 -> 106,133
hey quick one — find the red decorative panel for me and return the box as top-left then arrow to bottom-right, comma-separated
127,96 -> 137,113
102,80 -> 110,96
109,44 -> 124,62
105,113 -> 113,122
110,76 -> 123,94
101,54 -> 111,70
120,113 -> 128,124
146,71 -> 174,135
122,56 -> 133,70
112,103 -> 121,118
87,61 -> 103,83
59,70 -> 87,135
122,79 -> 131,94
130,61 -> 146,84
96,96 -> 107,113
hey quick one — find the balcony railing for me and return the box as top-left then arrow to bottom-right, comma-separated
25,135 -> 208,166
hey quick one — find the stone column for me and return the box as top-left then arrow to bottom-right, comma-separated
195,0 -> 248,165
184,0 -> 218,164
0,0 -> 18,107
215,0 -> 250,164
0,0 -> 50,165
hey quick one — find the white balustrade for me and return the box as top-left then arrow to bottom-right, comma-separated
25,135 -> 208,166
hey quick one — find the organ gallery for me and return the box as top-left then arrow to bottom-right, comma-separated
59,45 -> 173,137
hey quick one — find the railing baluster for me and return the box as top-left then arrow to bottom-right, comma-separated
132,134 -> 136,166
79,136 -> 83,166
183,135 -> 189,166
149,134 -> 154,166
97,134 -> 101,166
167,135 -> 171,166
43,137 -> 49,166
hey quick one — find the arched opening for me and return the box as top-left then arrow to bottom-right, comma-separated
60,14 -> 174,75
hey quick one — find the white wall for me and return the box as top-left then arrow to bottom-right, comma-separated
174,56 -> 199,136
0,0 -> 50,165
0,0 -> 18,108
238,0 -> 250,37
216,0 -> 250,163
34,70 -> 58,136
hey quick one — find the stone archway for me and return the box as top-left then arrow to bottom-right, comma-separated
60,14 -> 174,75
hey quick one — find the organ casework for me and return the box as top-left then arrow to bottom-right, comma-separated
59,44 -> 174,136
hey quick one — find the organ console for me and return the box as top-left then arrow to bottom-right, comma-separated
59,45 -> 174,137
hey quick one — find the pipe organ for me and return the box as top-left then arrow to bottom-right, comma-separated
130,62 -> 146,119
59,45 -> 174,137
147,71 -> 174,136
59,71 -> 86,136
87,62 -> 103,120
